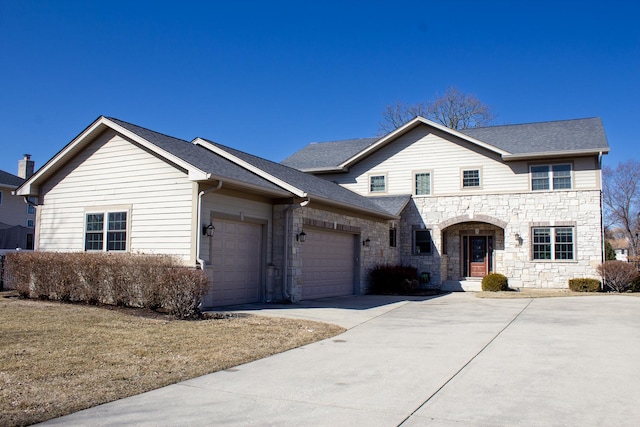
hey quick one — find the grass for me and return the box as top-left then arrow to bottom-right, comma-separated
0,292 -> 345,426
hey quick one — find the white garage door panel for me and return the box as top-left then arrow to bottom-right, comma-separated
302,229 -> 355,300
203,219 -> 262,307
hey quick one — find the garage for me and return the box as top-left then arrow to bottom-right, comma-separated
203,219 -> 263,307
301,228 -> 355,299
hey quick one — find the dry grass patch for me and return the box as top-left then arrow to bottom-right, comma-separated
476,288 -> 640,299
0,292 -> 344,426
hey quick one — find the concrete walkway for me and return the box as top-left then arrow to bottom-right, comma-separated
42,293 -> 640,426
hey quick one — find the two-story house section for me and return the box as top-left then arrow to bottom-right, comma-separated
0,155 -> 36,250
282,117 -> 609,290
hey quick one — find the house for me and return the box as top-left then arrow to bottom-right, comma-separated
282,116 -> 609,290
15,116 -> 398,307
0,155 -> 36,250
15,115 -> 609,306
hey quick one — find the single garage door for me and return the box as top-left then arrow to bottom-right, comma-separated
301,228 -> 355,300
203,219 -> 262,307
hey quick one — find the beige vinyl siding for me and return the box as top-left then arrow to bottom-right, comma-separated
38,130 -> 194,261
200,191 -> 273,264
326,126 -> 602,196
0,186 -> 34,227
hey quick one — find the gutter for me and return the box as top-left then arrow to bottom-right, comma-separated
196,180 -> 223,270
598,151 -> 605,291
282,197 -> 310,301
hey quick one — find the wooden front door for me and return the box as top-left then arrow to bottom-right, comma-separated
469,236 -> 488,277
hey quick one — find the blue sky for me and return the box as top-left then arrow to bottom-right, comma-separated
1,0 -> 638,176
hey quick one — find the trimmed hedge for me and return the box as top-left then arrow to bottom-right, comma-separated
568,278 -> 601,292
369,264 -> 418,294
481,273 -> 509,292
2,252 -> 209,319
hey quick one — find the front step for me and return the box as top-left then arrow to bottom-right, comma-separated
441,279 -> 483,292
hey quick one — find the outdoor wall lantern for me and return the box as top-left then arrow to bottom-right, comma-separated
514,233 -> 522,247
203,223 -> 215,237
363,237 -> 371,247
296,230 -> 306,243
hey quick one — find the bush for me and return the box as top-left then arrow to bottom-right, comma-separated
2,252 -> 209,319
568,278 -> 601,292
481,273 -> 509,292
597,261 -> 640,293
630,275 -> 640,293
369,264 -> 418,294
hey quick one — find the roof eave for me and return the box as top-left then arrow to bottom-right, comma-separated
309,193 -> 399,220
339,117 -> 510,169
502,148 -> 610,161
297,166 -> 348,174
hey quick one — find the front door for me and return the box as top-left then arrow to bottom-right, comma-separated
469,236 -> 488,277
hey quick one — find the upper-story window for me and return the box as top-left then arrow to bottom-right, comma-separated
369,174 -> 387,193
27,197 -> 36,215
462,169 -> 481,188
531,164 -> 572,191
85,211 -> 128,252
414,172 -> 431,195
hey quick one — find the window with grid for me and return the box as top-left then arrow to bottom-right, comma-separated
531,164 -> 572,190
462,169 -> 480,188
389,228 -> 397,247
370,175 -> 386,193
85,211 -> 128,251
415,172 -> 431,195
532,227 -> 574,260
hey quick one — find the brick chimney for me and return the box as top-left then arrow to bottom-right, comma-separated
18,154 -> 34,179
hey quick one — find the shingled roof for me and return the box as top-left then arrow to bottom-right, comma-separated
281,117 -> 609,171
0,170 -> 23,188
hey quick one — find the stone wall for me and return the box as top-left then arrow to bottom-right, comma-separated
402,190 -> 603,288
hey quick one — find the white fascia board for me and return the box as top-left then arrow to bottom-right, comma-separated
340,116 -> 511,169
104,118 -> 209,181
502,148 -> 610,161
192,138 -> 307,198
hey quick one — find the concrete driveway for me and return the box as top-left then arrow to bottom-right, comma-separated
42,293 -> 640,426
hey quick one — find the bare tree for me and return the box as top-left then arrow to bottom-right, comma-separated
379,86 -> 495,134
603,160 -> 640,257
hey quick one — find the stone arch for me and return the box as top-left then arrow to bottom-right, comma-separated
439,214 -> 508,230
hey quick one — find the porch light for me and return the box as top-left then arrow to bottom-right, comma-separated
514,233 -> 521,246
363,237 -> 371,247
296,230 -> 306,243
203,223 -> 215,237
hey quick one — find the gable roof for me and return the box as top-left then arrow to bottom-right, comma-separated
15,116 -> 397,219
0,170 -> 24,188
282,116 -> 610,172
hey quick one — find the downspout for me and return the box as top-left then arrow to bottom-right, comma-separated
598,151 -> 605,291
196,180 -> 223,270
282,197 -> 310,301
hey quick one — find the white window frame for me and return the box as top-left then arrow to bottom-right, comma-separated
461,168 -> 481,189
531,226 -> 575,261
414,171 -> 432,196
530,163 -> 573,191
369,174 -> 387,194
84,208 -> 130,252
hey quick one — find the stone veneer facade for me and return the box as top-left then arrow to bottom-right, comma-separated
400,189 -> 603,289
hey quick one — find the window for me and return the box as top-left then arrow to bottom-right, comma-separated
415,172 -> 431,195
531,164 -> 572,191
26,219 -> 35,228
0,190 -> 3,205
462,169 -> 480,188
84,211 -> 128,252
532,226 -> 574,260
370,175 -> 386,193
389,228 -> 397,248
413,229 -> 432,254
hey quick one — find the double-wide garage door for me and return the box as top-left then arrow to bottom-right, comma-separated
203,219 -> 262,307
301,228 -> 355,300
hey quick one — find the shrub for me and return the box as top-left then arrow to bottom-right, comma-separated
481,273 -> 509,292
630,275 -> 640,293
159,267 -> 210,319
568,278 -> 601,292
597,261 -> 640,292
369,264 -> 418,294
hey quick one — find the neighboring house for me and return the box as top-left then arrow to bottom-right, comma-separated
0,155 -> 36,249
282,116 -> 609,290
609,239 -> 630,261
15,117 -> 398,307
